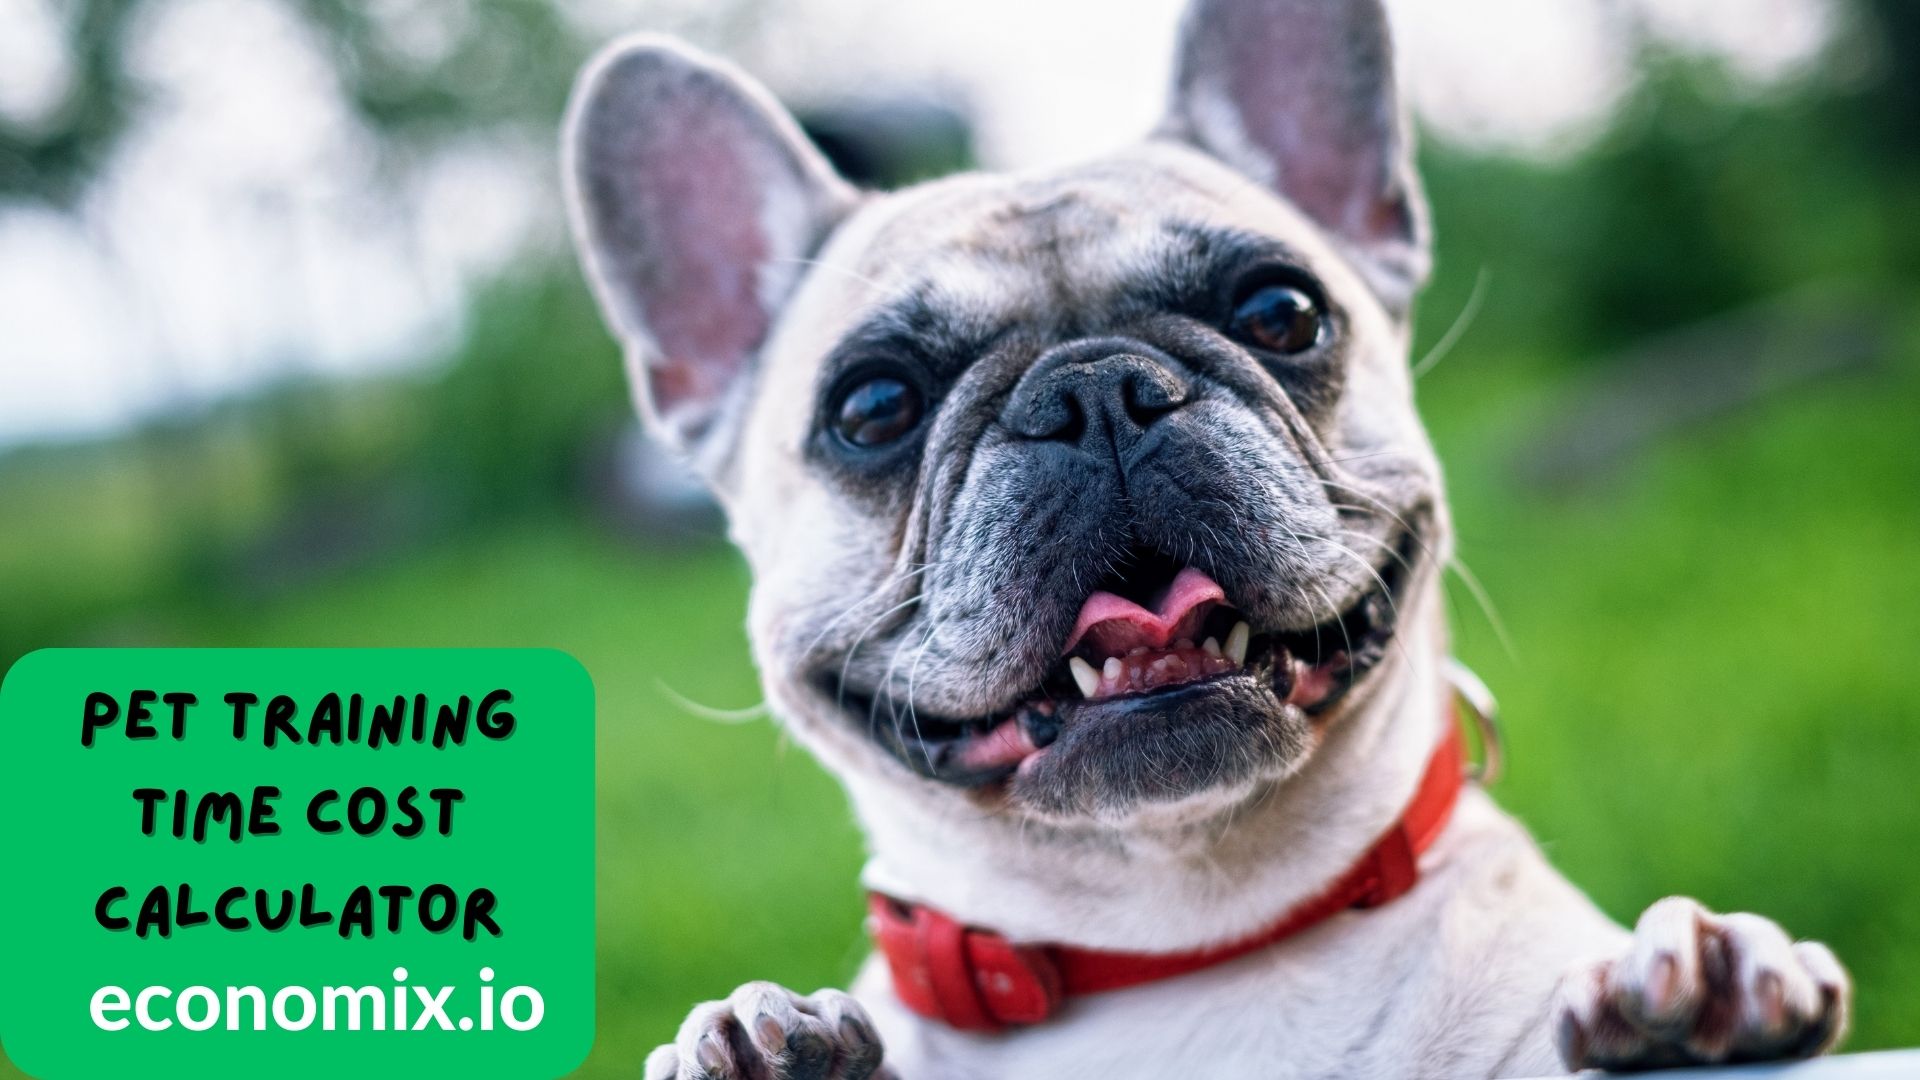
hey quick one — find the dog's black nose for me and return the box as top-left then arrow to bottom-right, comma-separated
1002,339 -> 1192,453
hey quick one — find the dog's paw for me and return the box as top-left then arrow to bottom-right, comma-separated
643,982 -> 891,1080
1552,897 -> 1850,1071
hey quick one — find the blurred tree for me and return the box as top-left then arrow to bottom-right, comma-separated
5,0 -> 1914,633
290,0 -> 581,136
1854,0 -> 1920,158
0,0 -> 586,205
0,0 -> 139,203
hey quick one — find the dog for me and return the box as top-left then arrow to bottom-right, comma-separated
563,1 -> 1852,1075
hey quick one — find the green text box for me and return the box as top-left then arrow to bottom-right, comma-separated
0,649 -> 595,1079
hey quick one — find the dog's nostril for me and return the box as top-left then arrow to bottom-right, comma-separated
1038,360 -> 1186,441
1015,391 -> 1085,442
1121,367 -> 1187,427
1001,341 -> 1193,447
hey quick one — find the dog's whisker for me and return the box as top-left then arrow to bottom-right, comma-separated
653,680 -> 768,724
876,618 -> 938,767
1305,579 -> 1357,687
1336,524 -> 1464,638
1317,480 -> 1442,565
1315,534 -> 1402,618
1266,521 -> 1330,665
1304,448 -> 1422,470
901,624 -> 942,765
836,591 -> 927,713
771,255 -> 890,297
1315,536 -> 1417,674
1323,487 -> 1509,665
1329,521 -> 1415,575
802,561 -> 939,666
1412,265 -> 1491,380
1446,556 -> 1519,664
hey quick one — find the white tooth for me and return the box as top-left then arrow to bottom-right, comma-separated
1202,637 -> 1222,658
1225,622 -> 1250,666
1070,656 -> 1101,698
1103,656 -> 1123,681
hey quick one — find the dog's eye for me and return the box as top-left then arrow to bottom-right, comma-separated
834,375 -> 923,448
1228,282 -> 1324,354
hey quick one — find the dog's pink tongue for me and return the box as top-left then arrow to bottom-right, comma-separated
1064,567 -> 1226,655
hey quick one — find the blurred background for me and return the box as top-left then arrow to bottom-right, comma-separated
3,0 -> 1918,1074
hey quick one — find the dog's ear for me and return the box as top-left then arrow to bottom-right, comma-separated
564,36 -> 855,472
1160,0 -> 1429,311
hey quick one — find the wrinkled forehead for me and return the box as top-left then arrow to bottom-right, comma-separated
733,143 -> 1410,553
814,143 -> 1357,332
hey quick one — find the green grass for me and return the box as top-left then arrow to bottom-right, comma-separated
0,530 -> 863,1079
1425,344 -> 1920,1054
3,349 -> 1917,1078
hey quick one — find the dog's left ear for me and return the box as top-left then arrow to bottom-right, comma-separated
1161,0 -> 1429,312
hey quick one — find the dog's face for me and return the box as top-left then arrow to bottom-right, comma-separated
568,0 -> 1445,825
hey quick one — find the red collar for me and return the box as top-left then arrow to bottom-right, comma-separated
867,717 -> 1465,1032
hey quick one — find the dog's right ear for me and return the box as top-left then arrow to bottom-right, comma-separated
564,36 -> 855,474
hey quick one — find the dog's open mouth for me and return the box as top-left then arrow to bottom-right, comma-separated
833,534 -> 1416,790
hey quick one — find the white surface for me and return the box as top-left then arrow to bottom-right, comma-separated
1553,1051 -> 1920,1079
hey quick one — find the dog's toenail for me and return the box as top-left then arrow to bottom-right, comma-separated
1645,953 -> 1678,1012
1755,972 -> 1787,1030
697,1032 -> 728,1073
1556,1010 -> 1588,1065
839,1016 -> 872,1046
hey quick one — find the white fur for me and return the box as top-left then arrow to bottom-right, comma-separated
603,137 -> 1849,1080
655,589 -> 1847,1077
844,583 -> 1621,1079
564,19 -> 1849,1079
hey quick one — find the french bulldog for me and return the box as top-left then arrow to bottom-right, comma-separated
563,0 -> 1852,1075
